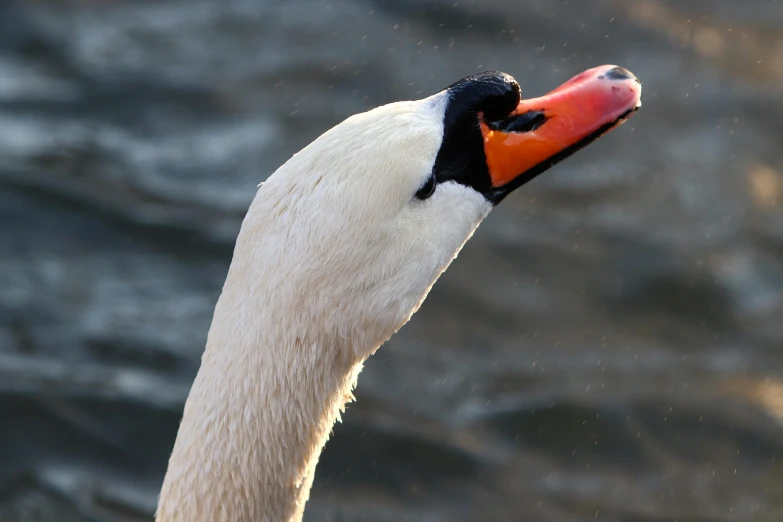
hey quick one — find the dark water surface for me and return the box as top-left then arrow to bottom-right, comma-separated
1,0 -> 783,520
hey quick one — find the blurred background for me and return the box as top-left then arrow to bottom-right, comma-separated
1,0 -> 782,520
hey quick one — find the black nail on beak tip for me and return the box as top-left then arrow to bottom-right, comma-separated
604,66 -> 641,84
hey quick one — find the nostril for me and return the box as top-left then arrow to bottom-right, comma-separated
488,110 -> 548,133
603,66 -> 640,83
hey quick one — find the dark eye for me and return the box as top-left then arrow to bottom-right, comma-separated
415,174 -> 436,200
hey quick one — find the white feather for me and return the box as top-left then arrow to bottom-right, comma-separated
156,91 -> 492,522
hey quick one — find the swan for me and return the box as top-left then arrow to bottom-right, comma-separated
155,65 -> 642,522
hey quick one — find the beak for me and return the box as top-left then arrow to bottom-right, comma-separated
482,65 -> 642,200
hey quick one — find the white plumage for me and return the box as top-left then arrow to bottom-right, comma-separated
156,92 -> 491,522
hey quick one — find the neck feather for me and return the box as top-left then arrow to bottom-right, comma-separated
156,204 -> 373,522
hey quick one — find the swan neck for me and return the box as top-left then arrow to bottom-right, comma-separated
155,229 -> 366,522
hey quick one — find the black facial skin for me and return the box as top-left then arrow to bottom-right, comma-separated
425,71 -> 519,202
423,71 -> 636,205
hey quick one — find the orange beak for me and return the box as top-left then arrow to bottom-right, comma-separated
482,65 -> 642,192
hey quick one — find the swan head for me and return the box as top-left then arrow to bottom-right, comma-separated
243,65 -> 641,356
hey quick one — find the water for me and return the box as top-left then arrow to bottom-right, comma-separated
1,0 -> 782,520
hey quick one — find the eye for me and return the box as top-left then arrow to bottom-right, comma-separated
414,174 -> 436,200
